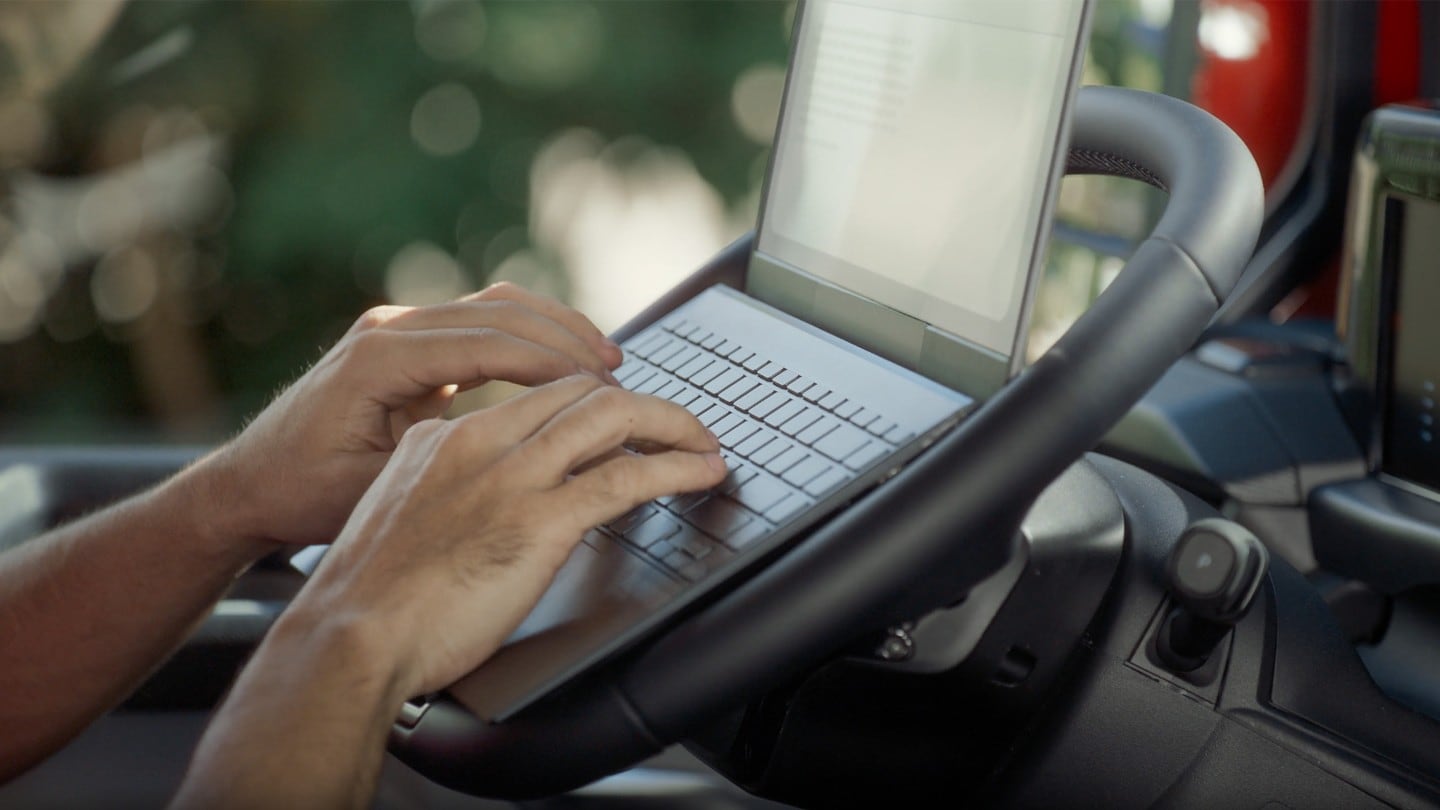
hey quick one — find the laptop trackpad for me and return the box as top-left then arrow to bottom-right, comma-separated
445,532 -> 685,720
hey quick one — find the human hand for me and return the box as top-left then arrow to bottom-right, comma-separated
194,283 -> 623,554
283,374 -> 727,697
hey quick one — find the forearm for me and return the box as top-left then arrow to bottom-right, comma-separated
171,607 -> 407,809
0,455 -> 273,780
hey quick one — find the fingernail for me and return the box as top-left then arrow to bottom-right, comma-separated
605,338 -> 622,352
604,370 -> 621,386
704,452 -> 727,473
706,428 -> 720,447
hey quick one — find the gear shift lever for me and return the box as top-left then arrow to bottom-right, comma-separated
1156,518 -> 1269,673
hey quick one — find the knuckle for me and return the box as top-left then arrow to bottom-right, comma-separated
340,329 -> 388,365
561,373 -> 605,395
479,280 -> 519,300
352,305 -> 404,333
586,384 -> 630,411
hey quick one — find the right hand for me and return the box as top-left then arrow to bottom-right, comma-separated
283,374 -> 727,698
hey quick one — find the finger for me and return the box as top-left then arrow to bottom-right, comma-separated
347,328 -> 598,409
388,385 -> 457,442
517,387 -> 720,486
468,282 -> 622,369
372,300 -> 618,383
556,450 -> 727,532
451,374 -> 608,449
570,445 -> 630,475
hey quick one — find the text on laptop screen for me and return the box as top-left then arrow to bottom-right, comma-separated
757,0 -> 1085,354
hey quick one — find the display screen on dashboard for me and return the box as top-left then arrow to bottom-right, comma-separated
1382,193 -> 1440,493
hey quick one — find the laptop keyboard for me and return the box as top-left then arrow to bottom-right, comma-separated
598,315 -> 915,583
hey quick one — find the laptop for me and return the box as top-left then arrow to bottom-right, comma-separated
324,0 -> 1091,721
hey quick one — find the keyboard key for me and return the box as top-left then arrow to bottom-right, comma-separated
671,528 -> 717,559
802,386 -> 830,404
750,392 -> 790,420
717,378 -> 758,404
629,332 -> 668,358
729,348 -> 755,366
719,463 -> 759,494
719,419 -> 761,448
778,408 -> 822,437
883,425 -> 914,445
651,380 -> 683,400
638,336 -> 677,362
607,503 -> 657,535
734,431 -> 776,459
615,359 -> 650,385
834,400 -> 864,420
650,340 -> 689,366
749,438 -> 792,466
763,446 -> 808,476
672,555 -> 712,583
765,494 -> 811,523
675,355 -> 713,381
757,361 -> 784,380
865,419 -> 897,438
719,342 -> 750,362
735,385 -> 777,413
685,329 -> 712,345
702,367 -> 745,395
721,519 -> 772,552
817,391 -> 847,411
633,374 -> 669,395
803,466 -> 850,497
661,345 -> 702,372
795,417 -> 839,446
709,412 -> 743,437
691,362 -> 731,388
843,441 -> 890,471
700,333 -> 725,350
848,407 -> 879,429
732,475 -> 792,514
773,369 -> 800,388
582,528 -> 613,551
711,339 -> 736,357
780,455 -> 830,488
666,386 -> 701,407
626,512 -> 681,549
813,424 -> 872,462
660,317 -> 686,333
764,399 -> 807,428
669,491 -> 711,515
697,405 -> 730,428
672,322 -> 700,339
684,394 -> 718,418
622,368 -> 657,391
684,496 -> 754,540
742,353 -> 768,372
784,375 -> 812,394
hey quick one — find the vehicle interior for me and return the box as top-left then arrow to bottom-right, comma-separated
3,1 -> 1440,808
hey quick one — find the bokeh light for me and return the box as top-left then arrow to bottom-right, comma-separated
385,241 -> 471,306
410,82 -> 482,157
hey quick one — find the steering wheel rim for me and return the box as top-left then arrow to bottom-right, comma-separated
389,85 -> 1264,798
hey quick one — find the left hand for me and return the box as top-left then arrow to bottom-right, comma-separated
192,283 -> 624,554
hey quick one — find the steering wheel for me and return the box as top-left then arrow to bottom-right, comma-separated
388,86 -> 1264,799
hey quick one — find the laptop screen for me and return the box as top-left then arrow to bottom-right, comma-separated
751,0 -> 1089,393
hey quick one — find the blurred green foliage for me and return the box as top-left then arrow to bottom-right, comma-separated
1,1 -> 791,442
0,0 -> 1173,444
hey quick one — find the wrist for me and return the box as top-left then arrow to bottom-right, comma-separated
267,600 -> 415,708
161,449 -> 283,567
